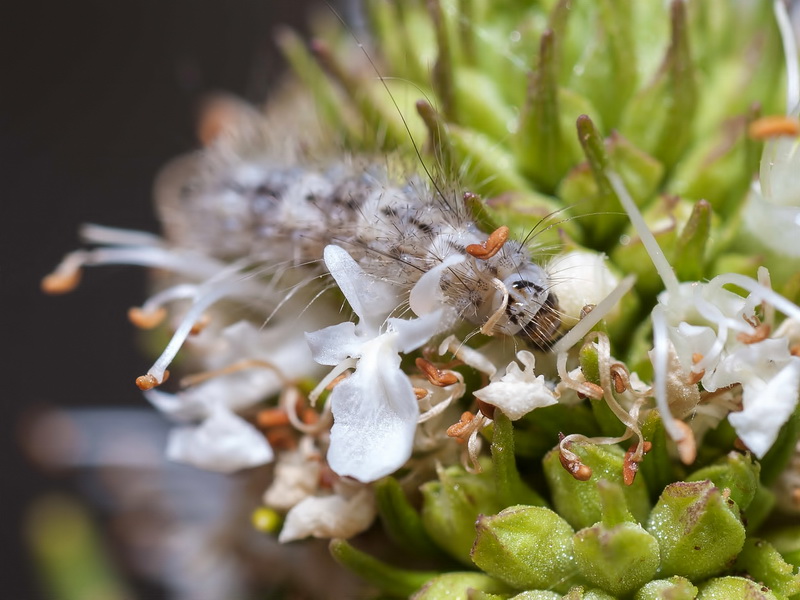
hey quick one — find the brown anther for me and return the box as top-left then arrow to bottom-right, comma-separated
325,372 -> 349,391
415,357 -> 459,387
189,313 -> 211,336
265,426 -> 296,450
446,411 -> 475,443
580,304 -> 596,319
581,382 -> 605,400
301,407 -> 319,425
692,353 -> 704,365
318,466 -> 338,490
197,96 -> 246,146
413,387 -> 429,400
748,115 -> 800,139
255,408 -> 291,429
135,370 -> 170,391
40,271 -> 82,295
687,368 -> 706,386
674,420 -> 697,465
790,344 -> 800,358
558,451 -> 593,481
791,487 -> 800,508
610,368 -> 627,394
622,441 -> 653,486
733,437 -> 750,452
736,323 -> 771,345
128,306 -> 167,329
476,399 -> 496,420
465,226 -> 509,260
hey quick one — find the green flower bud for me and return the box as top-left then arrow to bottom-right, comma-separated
421,462 -> 500,564
572,481 -> 660,596
560,586 -> 616,600
634,576 -> 698,600
766,526 -> 800,568
374,477 -> 443,558
471,505 -> 579,593
696,576 -> 779,600
646,480 -> 746,581
543,442 -> 651,530
733,538 -> 800,599
745,485 -> 776,534
509,592 -> 561,600
685,451 -> 760,510
411,572 -> 511,600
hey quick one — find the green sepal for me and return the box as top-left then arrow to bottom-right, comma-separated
471,505 -> 580,593
633,576 -> 698,600
421,462 -> 501,564
671,199 -> 712,283
572,482 -> 660,596
514,403 -> 601,460
374,477 -> 445,559
765,526 -> 800,568
685,451 -> 760,510
578,342 -> 626,438
646,480 -> 746,581
618,0 -> 697,170
329,538 -> 438,598
696,576 -> 779,599
734,538 -> 800,599
638,410 -> 674,500
410,572 -> 512,600
491,410 -> 548,508
543,442 -> 651,530
745,485 -> 775,535
508,591 -> 561,600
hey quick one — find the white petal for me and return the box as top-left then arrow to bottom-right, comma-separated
305,321 -> 362,365
326,337 -> 418,482
409,253 -> 465,315
278,487 -> 376,543
388,309 -> 444,354
263,441 -> 322,511
166,406 -> 273,473
728,357 -> 800,457
705,338 -> 793,392
144,388 -> 208,422
323,245 -> 398,330
474,379 -> 557,420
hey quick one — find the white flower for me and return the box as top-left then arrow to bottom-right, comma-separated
547,250 -> 620,323
714,339 -> 800,457
165,404 -> 273,473
473,350 -> 558,420
278,484 -> 376,543
305,245 -> 443,482
263,437 -> 322,511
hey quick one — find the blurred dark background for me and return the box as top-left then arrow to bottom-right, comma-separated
1,2 -> 326,597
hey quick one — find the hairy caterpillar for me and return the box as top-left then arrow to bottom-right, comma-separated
155,98 -> 562,350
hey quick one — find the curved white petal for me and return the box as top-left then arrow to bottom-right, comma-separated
166,406 -> 273,473
323,245 -> 398,330
326,337 -> 418,482
305,321 -> 362,365
388,309 -> 444,354
729,357 -> 800,458
278,487 -> 376,543
409,253 -> 465,316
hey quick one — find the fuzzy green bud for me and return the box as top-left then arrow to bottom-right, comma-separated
646,480 -> 746,581
543,442 -> 651,530
696,576 -> 779,599
572,481 -> 660,596
561,586 -> 616,600
733,538 -> 800,599
470,505 -> 578,593
685,451 -> 760,510
633,576 -> 698,600
420,463 -> 500,564
411,572 -> 510,600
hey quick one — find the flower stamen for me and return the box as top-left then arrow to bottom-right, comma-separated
466,225 -> 509,260
415,357 -> 459,386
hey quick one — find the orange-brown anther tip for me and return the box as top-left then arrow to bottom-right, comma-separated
135,370 -> 169,391
128,306 -> 167,329
748,115 -> 800,139
136,374 -> 158,391
41,271 -> 81,295
476,399 -> 496,420
573,464 -> 593,481
466,226 -> 510,260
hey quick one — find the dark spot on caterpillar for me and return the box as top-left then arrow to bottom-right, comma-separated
512,279 -> 543,293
